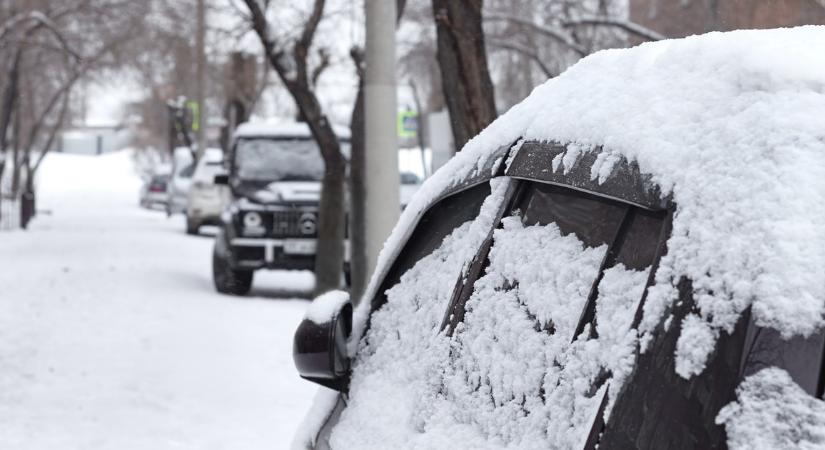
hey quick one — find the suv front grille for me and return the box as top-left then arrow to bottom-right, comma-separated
270,210 -> 317,237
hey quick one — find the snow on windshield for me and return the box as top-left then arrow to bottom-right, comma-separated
457,27 -> 825,378
235,138 -> 325,182
435,217 -> 648,449
716,367 -> 825,450
331,212 -> 652,449
327,180 -> 510,449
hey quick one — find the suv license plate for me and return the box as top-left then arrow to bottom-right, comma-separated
283,239 -> 316,255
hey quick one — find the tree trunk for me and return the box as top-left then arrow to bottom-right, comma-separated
20,154 -> 34,229
0,48 -> 23,222
243,0 -> 347,294
286,83 -> 346,294
431,0 -> 497,151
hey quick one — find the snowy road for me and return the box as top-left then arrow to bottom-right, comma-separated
0,151 -> 318,449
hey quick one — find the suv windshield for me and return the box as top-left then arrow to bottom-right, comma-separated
235,137 -> 325,182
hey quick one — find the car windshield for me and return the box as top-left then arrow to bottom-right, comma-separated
235,137 -> 327,182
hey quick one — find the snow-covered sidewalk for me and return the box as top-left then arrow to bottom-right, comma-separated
0,150 -> 317,449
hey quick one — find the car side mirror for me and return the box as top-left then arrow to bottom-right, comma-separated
214,173 -> 229,185
293,291 -> 352,391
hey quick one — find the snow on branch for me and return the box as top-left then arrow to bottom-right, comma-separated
562,16 -> 665,42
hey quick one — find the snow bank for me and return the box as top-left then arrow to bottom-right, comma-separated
716,368 -> 825,450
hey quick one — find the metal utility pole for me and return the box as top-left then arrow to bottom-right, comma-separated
195,0 -> 206,159
364,0 -> 399,278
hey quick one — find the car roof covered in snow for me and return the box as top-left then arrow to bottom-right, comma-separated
233,119 -> 351,141
348,26 -> 825,380
201,147 -> 223,162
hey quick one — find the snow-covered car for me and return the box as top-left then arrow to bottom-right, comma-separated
291,28 -> 825,450
139,173 -> 170,209
212,121 -> 351,295
185,148 -> 229,235
166,147 -> 194,216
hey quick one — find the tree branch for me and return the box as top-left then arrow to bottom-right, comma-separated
297,0 -> 325,53
486,38 -> 554,78
562,16 -> 665,42
0,11 -> 82,61
31,90 -> 70,176
310,48 -> 330,87
485,13 -> 586,56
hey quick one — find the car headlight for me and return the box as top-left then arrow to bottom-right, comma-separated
243,211 -> 262,228
241,211 -> 266,236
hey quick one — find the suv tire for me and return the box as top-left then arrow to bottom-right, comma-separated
186,216 -> 200,235
213,247 -> 253,295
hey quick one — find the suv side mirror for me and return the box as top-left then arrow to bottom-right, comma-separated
214,173 -> 229,185
293,291 -> 352,391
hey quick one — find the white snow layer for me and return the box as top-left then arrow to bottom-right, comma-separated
330,212 -> 650,449
305,290 -> 350,324
429,27 -> 825,377
492,27 -> 825,377
716,368 -> 825,450
0,151 -> 318,449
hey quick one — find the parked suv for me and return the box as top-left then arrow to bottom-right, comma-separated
291,28 -> 825,450
212,121 -> 350,295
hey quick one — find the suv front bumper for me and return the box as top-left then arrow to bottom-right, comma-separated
230,237 -> 350,271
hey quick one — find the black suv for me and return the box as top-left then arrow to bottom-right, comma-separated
212,122 -> 349,295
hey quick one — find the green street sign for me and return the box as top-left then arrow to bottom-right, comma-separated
186,100 -> 200,132
397,110 -> 417,138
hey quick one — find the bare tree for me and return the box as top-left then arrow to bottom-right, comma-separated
431,0 -> 497,152
0,0 -> 146,228
241,0 -> 347,294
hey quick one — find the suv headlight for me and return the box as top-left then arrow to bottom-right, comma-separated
243,211 -> 262,228
241,211 -> 266,236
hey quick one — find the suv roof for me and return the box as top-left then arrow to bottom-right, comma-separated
233,120 -> 351,141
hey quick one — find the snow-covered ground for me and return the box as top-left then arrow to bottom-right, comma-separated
0,150 -> 317,449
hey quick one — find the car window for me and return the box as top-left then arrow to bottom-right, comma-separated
400,172 -> 420,185
433,181 -> 664,448
179,163 -> 195,178
329,180 -> 513,447
599,282 -> 748,450
519,183 -> 627,249
234,138 -> 325,182
740,320 -> 825,397
367,182 -> 493,313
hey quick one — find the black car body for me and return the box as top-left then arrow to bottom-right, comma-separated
290,27 -> 825,449
293,139 -> 825,449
